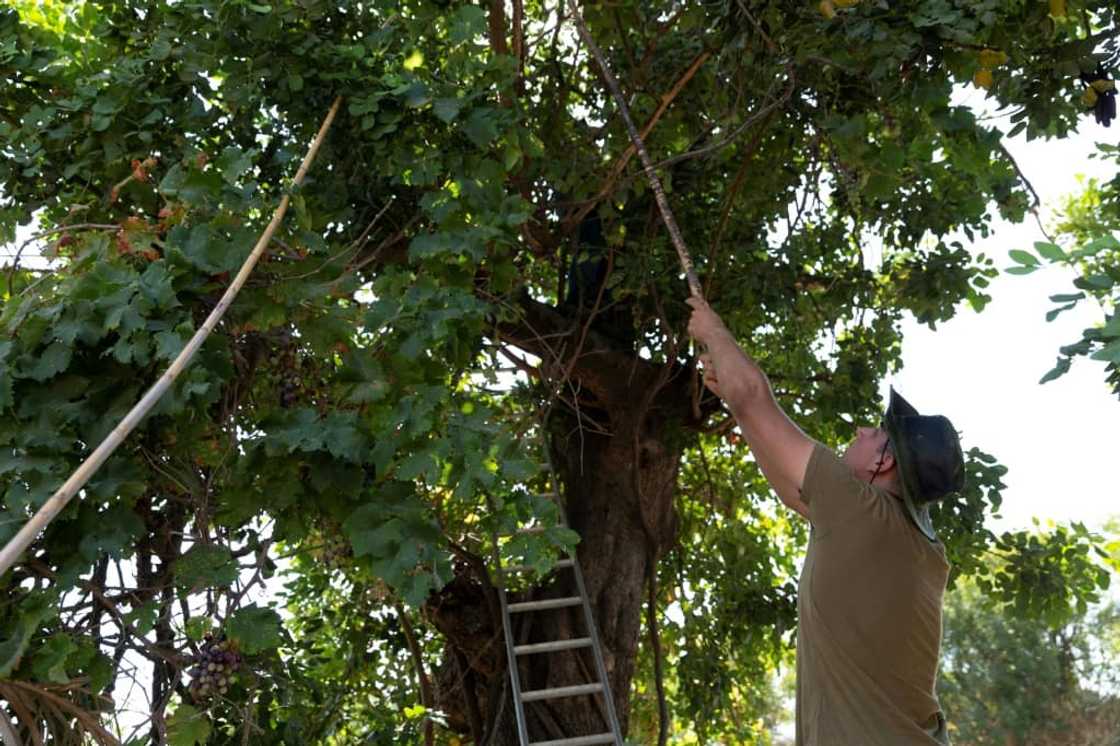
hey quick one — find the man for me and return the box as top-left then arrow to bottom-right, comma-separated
687,297 -> 964,745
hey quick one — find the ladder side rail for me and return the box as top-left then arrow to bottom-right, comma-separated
570,555 -> 624,745
495,563 -> 531,746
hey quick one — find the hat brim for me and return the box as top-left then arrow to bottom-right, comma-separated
884,389 -> 938,542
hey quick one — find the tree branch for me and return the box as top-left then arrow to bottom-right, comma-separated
996,139 -> 1057,243
396,603 -> 435,746
646,554 -> 669,746
572,48 -> 713,227
488,0 -> 509,56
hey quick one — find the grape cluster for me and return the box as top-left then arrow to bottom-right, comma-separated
319,532 -> 351,568
308,523 -> 351,569
188,637 -> 240,701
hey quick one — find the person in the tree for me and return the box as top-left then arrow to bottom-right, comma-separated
687,296 -> 964,746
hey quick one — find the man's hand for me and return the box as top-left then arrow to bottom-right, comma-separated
686,296 -> 732,348
699,353 -> 724,399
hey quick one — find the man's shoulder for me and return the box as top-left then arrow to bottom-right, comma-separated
801,442 -> 875,507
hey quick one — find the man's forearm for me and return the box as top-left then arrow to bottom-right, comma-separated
701,330 -> 812,520
703,331 -> 771,418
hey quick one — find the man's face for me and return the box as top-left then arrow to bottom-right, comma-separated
841,425 -> 891,476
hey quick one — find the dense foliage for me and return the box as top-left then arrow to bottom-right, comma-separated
1,0 -> 1117,742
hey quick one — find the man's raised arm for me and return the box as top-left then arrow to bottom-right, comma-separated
686,297 -> 815,519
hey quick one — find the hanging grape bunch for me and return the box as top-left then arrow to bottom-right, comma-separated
276,330 -> 302,409
188,636 -> 242,702
307,521 -> 352,570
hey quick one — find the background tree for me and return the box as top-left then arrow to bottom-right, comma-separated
939,523 -> 1120,746
1007,141 -> 1120,396
1,0 -> 1117,743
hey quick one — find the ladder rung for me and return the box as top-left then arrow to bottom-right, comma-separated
503,558 -> 575,574
514,637 -> 592,655
521,682 -> 603,702
530,734 -> 616,746
507,596 -> 582,613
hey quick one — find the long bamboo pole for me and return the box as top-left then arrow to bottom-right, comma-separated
567,2 -> 703,299
0,96 -> 344,578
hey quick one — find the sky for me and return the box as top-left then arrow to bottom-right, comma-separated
885,105 -> 1120,534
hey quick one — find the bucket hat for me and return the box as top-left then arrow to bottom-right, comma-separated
882,388 -> 965,541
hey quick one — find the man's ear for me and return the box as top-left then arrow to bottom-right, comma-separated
877,449 -> 896,473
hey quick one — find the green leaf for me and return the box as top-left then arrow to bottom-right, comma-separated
154,330 -> 186,360
1008,249 -> 1039,266
174,224 -> 219,272
463,108 -> 499,149
139,260 -> 179,309
292,194 -> 312,231
450,5 -> 487,43
1089,340 -> 1120,363
433,97 -> 462,123
124,600 -> 159,636
22,341 -> 72,381
1074,273 -> 1115,291
30,633 -> 76,683
50,313 -> 100,349
159,163 -> 187,196
1048,293 -> 1085,303
1101,314 -> 1120,337
150,38 -> 172,61
409,232 -> 457,260
396,448 -> 436,481
1073,235 -> 1120,257
215,146 -> 254,185
185,617 -> 213,642
225,605 -> 284,655
0,597 -> 57,676
1005,265 -> 1038,276
268,407 -> 326,454
78,504 -> 145,562
1045,302 -> 1076,322
321,413 -> 366,462
175,544 -> 238,590
166,704 -> 212,746
344,486 -> 447,605
1033,241 -> 1066,261
1038,358 -> 1070,384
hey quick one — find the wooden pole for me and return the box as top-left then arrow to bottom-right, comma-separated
567,2 -> 704,299
0,97 -> 344,578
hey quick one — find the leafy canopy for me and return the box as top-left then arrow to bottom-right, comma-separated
1,0 -> 1117,741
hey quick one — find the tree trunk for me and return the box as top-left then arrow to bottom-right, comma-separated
428,305 -> 703,742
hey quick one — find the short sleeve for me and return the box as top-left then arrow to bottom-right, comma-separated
800,443 -> 875,534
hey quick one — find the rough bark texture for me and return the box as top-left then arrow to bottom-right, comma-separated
426,294 -> 714,742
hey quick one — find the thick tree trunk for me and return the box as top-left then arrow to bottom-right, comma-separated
428,297 -> 706,742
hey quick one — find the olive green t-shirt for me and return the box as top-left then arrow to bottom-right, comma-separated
796,444 -> 951,746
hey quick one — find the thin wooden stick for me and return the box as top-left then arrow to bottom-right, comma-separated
568,2 -> 703,298
0,96 -> 343,578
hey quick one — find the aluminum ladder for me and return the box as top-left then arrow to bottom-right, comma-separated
494,527 -> 624,746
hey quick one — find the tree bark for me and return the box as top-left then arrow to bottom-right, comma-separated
428,295 -> 707,741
